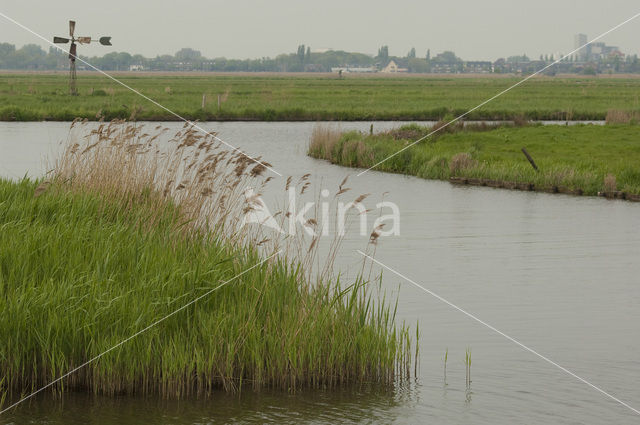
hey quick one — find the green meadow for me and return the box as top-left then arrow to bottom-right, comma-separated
2,73 -> 640,121
308,123 -> 640,196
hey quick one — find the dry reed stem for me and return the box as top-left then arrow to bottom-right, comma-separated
52,121 -> 391,286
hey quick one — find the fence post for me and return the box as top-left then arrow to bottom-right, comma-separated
521,147 -> 538,171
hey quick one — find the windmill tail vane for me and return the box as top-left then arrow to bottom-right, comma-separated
53,20 -> 112,95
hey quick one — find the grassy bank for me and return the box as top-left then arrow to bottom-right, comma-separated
308,123 -> 640,197
0,122 -> 412,405
3,73 -> 640,121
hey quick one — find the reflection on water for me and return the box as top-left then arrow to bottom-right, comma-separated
1,121 -> 639,424
2,384 -> 420,425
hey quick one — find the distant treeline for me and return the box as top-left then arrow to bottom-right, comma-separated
1,42 -> 639,74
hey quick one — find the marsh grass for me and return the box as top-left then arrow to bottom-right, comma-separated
605,109 -> 640,124
0,120 -> 412,405
308,122 -> 640,196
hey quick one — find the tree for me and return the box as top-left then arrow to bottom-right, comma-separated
115,52 -> 132,69
507,54 -> 529,63
613,54 -> 622,72
0,43 -> 16,68
377,45 -> 389,62
11,44 -> 47,69
306,46 -> 311,61
131,54 -> 146,65
0,43 -> 15,57
407,57 -> 429,73
297,44 -> 305,62
407,47 -> 416,58
175,48 -> 201,62
433,51 -> 461,64
426,49 -> 430,61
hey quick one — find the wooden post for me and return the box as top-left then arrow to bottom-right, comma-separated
217,94 -> 221,111
201,93 -> 206,109
521,147 -> 538,171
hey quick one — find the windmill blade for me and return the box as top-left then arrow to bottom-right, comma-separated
53,36 -> 70,44
99,36 -> 112,46
77,36 -> 91,44
69,20 -> 75,37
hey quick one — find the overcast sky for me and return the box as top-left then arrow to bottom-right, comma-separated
1,1 -> 639,60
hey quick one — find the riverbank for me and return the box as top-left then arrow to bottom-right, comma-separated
3,73 -> 640,121
0,122 -> 411,404
308,123 -> 640,198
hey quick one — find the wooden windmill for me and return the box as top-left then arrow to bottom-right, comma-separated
53,20 -> 112,95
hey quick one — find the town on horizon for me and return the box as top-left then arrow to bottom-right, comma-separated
1,33 -> 638,75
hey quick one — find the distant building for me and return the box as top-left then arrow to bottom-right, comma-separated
381,60 -> 408,73
304,64 -> 325,72
431,63 -> 457,73
331,66 -> 377,73
574,33 -> 588,61
573,34 -> 622,63
464,61 -> 493,73
588,42 -> 622,61
129,64 -> 144,71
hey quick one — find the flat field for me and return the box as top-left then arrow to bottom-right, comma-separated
2,72 -> 640,121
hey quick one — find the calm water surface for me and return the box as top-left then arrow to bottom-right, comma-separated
0,121 -> 638,424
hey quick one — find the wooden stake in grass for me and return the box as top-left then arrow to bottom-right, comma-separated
521,147 -> 539,171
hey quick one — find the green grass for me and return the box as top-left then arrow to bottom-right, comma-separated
0,178 -> 411,402
2,73 -> 640,121
308,123 -> 640,196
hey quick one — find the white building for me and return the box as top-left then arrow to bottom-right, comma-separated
574,34 -> 588,61
380,60 -> 408,73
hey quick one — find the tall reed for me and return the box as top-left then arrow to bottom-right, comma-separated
0,120 -> 413,404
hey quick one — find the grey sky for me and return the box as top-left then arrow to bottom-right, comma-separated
1,1 -> 639,60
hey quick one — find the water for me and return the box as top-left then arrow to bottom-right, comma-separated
1,121 -> 639,424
